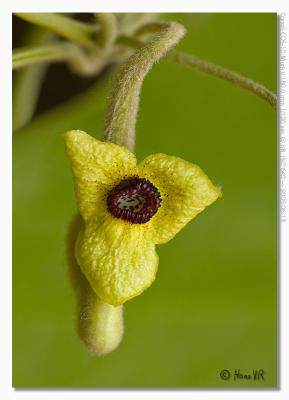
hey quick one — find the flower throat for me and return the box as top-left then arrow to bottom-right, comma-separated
107,177 -> 161,224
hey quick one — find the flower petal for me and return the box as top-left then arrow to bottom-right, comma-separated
138,153 -> 221,244
64,130 -> 137,220
75,215 -> 158,306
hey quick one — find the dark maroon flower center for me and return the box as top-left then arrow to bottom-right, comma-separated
107,177 -> 162,224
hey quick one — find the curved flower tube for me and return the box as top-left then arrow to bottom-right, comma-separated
64,129 -> 221,306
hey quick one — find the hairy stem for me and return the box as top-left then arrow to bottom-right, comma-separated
118,31 -> 277,111
167,51 -> 277,111
14,13 -> 98,49
104,21 -> 186,151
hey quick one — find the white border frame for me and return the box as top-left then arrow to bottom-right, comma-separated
1,1 -> 289,399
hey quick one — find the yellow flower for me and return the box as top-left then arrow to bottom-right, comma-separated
64,130 -> 221,306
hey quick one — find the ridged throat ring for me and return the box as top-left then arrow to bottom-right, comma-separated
107,177 -> 162,224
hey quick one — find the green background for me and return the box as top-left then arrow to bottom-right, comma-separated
13,13 -> 277,387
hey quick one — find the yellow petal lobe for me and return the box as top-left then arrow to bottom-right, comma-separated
138,153 -> 221,244
75,215 -> 158,306
63,130 -> 137,220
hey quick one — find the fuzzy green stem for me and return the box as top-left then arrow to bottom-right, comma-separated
14,13 -> 98,49
78,292 -> 124,355
104,21 -> 186,151
167,51 -> 277,111
119,29 -> 276,111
